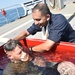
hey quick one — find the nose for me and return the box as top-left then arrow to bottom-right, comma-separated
34,20 -> 39,25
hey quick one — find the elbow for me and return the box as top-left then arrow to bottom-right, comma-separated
45,44 -> 54,51
45,46 -> 51,51
44,39 -> 55,51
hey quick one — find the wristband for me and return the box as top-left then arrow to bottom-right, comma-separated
30,47 -> 33,52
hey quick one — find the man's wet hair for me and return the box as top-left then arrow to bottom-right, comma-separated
32,3 -> 50,16
3,40 -> 22,51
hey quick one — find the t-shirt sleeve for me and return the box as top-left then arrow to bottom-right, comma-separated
27,23 -> 42,35
48,14 -> 68,42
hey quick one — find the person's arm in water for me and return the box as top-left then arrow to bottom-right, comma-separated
14,30 -> 30,40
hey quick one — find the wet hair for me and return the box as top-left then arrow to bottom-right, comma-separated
32,3 -> 50,16
3,40 -> 22,51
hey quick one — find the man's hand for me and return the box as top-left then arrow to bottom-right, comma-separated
33,57 -> 46,67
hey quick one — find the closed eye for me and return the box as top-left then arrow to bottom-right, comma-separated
18,51 -> 22,55
7,55 -> 11,58
34,19 -> 41,21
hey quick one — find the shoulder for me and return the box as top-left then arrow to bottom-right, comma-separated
51,13 -> 68,27
57,14 -> 66,20
32,57 -> 46,67
51,13 -> 67,22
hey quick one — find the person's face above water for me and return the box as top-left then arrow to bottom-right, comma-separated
5,45 -> 29,62
32,9 -> 50,28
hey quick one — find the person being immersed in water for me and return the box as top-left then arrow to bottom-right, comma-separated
3,40 -> 75,75
3,39 -> 59,75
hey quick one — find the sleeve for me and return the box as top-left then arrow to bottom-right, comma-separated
48,14 -> 68,43
27,23 -> 42,35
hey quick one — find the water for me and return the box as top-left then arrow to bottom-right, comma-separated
0,7 -> 25,27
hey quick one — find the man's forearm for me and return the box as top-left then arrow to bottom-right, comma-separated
14,31 -> 30,40
31,39 -> 55,52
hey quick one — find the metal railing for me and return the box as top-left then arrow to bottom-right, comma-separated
21,0 -> 42,16
0,4 -> 24,26
0,0 -> 42,27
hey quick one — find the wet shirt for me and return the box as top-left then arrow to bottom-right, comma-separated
27,13 -> 75,43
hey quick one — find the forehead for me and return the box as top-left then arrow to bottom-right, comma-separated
6,45 -> 22,55
32,9 -> 44,17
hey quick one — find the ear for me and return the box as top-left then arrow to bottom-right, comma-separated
4,49 -> 7,53
46,14 -> 50,21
